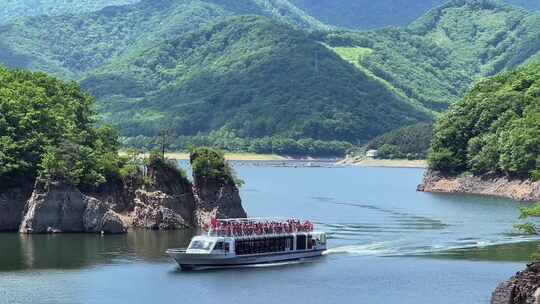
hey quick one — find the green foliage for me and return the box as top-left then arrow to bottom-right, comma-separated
514,222 -> 538,235
0,66 -> 123,189
190,147 -> 240,185
123,127 -> 354,157
428,61 -> 540,178
519,203 -> 540,219
365,123 -> 433,160
0,0 -> 140,25
88,16 -> 430,144
514,202 -> 540,235
146,149 -> 188,180
322,0 -> 540,112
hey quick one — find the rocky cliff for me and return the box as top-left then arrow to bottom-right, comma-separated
418,170 -> 540,202
19,179 -> 126,234
3,151 -> 247,234
0,186 -> 32,231
492,262 -> 540,304
190,148 -> 247,227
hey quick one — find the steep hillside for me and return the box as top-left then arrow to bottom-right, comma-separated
323,0 -> 540,111
0,0 -> 140,25
83,16 -> 431,142
428,60 -> 540,178
0,0 -> 327,78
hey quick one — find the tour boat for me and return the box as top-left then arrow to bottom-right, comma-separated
166,218 -> 327,270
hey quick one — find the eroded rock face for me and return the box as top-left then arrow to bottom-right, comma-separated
133,190 -> 192,230
20,180 -> 87,233
492,262 -> 540,304
0,187 -> 32,231
20,180 -> 126,234
83,197 -> 126,234
132,160 -> 196,229
193,177 -> 247,226
418,170 -> 540,202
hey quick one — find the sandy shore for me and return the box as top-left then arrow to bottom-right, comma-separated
338,158 -> 427,168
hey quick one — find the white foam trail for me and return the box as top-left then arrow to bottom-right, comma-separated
324,242 -> 394,256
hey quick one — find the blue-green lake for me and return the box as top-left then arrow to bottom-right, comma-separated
1,163 -> 538,304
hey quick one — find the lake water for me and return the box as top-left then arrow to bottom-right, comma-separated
1,163 -> 539,304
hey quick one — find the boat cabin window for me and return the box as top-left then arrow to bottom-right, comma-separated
235,236 -> 293,256
297,235 -> 306,250
189,240 -> 214,251
214,241 -> 224,250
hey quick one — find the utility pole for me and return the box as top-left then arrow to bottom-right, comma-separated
159,129 -> 170,159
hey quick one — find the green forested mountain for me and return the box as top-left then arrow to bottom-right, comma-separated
428,60 -> 540,178
0,0 -> 327,78
291,0 -> 539,30
2,0 -> 540,156
84,16 -> 430,142
322,0 -> 540,111
0,0 -> 140,25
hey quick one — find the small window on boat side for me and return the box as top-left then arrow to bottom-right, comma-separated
214,241 -> 224,250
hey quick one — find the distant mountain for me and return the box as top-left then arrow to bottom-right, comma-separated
0,0 -> 327,78
2,0 -> 540,153
0,0 -> 140,25
291,0 -> 539,30
322,0 -> 540,111
83,16 -> 430,142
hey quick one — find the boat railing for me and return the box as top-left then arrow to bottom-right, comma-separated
205,218 -> 314,237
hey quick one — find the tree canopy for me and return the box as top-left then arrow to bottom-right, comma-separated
0,66 -> 122,189
428,60 -> 540,179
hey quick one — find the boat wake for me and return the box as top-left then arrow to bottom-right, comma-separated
323,242 -> 395,256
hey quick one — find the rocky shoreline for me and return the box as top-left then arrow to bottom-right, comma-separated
418,170 -> 540,202
0,153 -> 246,234
491,262 -> 540,304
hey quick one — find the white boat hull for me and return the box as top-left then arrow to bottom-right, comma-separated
167,248 -> 326,270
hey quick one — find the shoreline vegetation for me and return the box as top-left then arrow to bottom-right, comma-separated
420,60 -> 540,204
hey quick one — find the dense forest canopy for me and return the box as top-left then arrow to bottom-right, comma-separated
322,0 -> 540,112
0,66 -> 123,189
85,16 -> 430,144
428,60 -> 540,178
0,0 -> 140,25
2,0 -> 540,156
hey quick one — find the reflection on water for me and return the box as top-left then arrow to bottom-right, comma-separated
0,230 -> 193,271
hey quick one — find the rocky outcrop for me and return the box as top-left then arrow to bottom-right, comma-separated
193,176 -> 247,227
418,170 -> 540,202
492,262 -> 540,304
132,160 -> 196,229
83,197 -> 126,234
133,190 -> 192,229
19,180 -> 126,234
4,150 -> 247,233
0,187 -> 32,231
